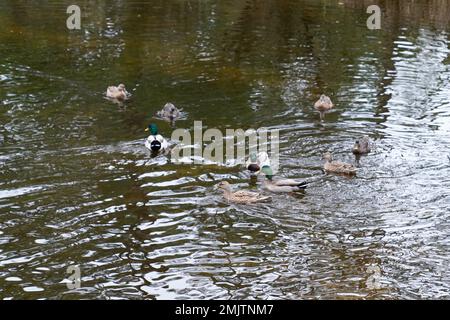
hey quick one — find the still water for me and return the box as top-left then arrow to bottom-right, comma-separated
0,0 -> 449,299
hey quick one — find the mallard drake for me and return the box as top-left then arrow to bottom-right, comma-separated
216,181 -> 271,204
145,124 -> 169,153
323,152 -> 357,175
157,103 -> 182,122
106,84 -> 130,101
352,136 -> 371,155
260,166 -> 308,193
314,94 -> 334,120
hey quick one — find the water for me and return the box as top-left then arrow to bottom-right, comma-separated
0,0 -> 449,300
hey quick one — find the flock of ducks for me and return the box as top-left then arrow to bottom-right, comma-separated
106,84 -> 180,154
216,94 -> 372,204
106,85 -> 372,205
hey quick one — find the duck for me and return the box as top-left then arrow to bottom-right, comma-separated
323,152 -> 357,175
216,181 -> 271,204
106,84 -> 130,101
314,94 -> 334,120
156,103 -> 182,122
260,165 -> 308,193
352,136 -> 371,155
144,124 -> 169,153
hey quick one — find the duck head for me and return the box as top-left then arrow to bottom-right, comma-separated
216,181 -> 231,192
323,152 -> 333,162
145,124 -> 159,135
352,141 -> 361,154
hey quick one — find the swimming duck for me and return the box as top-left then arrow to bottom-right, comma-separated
260,166 -> 308,193
323,152 -> 357,175
314,94 -> 334,120
157,103 -> 182,122
106,84 -> 130,101
145,124 -> 169,153
352,136 -> 371,155
216,181 -> 271,204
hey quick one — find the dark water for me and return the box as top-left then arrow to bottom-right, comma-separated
0,0 -> 449,299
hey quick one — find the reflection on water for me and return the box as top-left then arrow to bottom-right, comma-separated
0,0 -> 449,299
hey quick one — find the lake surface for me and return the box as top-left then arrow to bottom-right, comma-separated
0,0 -> 449,299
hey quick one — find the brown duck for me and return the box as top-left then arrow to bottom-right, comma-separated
216,181 -> 271,204
352,136 -> 371,155
314,94 -> 334,120
323,152 -> 357,175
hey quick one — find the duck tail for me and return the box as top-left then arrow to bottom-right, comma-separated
296,181 -> 308,189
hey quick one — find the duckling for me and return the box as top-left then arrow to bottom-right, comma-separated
352,136 -> 371,155
260,166 -> 308,193
216,181 -> 271,204
157,103 -> 182,122
314,94 -> 334,120
106,84 -> 130,101
145,124 -> 169,153
323,152 -> 357,175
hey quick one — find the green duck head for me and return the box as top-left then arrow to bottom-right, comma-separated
145,123 -> 159,136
